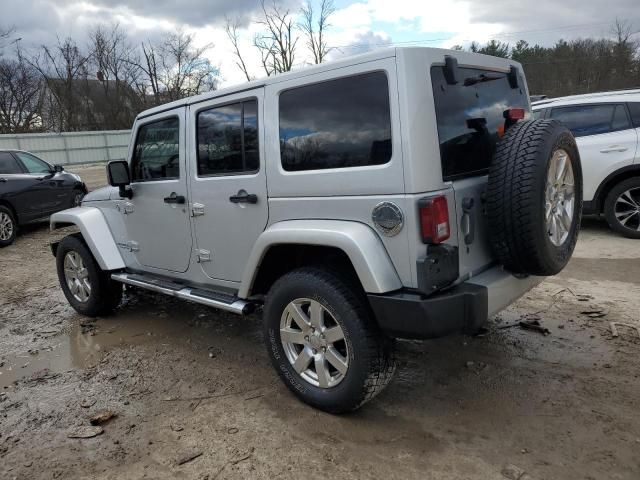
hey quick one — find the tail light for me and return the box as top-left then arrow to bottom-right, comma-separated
504,108 -> 525,121
419,196 -> 450,244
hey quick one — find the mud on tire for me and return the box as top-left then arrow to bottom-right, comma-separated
486,119 -> 583,276
263,267 -> 396,414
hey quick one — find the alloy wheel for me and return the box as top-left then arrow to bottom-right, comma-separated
614,187 -> 640,232
545,149 -> 575,247
280,298 -> 350,388
64,251 -> 91,302
0,212 -> 14,241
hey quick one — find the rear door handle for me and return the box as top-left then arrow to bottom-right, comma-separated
164,192 -> 186,204
600,146 -> 628,153
229,190 -> 258,204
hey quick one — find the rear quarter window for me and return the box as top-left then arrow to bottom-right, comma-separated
279,71 -> 392,171
628,102 -> 640,128
431,65 -> 529,181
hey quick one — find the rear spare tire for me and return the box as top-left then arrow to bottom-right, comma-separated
486,119 -> 582,276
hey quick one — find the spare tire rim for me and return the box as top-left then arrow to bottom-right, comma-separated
0,212 -> 13,241
545,149 -> 575,247
64,251 -> 92,302
280,298 -> 349,388
614,187 -> 640,232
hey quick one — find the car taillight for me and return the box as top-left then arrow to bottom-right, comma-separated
504,108 -> 526,121
419,196 -> 450,244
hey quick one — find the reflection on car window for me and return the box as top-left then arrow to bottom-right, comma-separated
279,72 -> 392,171
626,102 -> 640,128
431,66 -> 528,181
0,153 -> 23,174
550,104 -> 630,137
131,117 -> 180,182
15,152 -> 51,174
197,100 -> 259,176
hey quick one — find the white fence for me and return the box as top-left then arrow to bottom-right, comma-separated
0,130 -> 131,166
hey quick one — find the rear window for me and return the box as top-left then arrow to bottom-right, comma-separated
0,152 -> 22,174
431,66 -> 529,181
549,104 -> 631,137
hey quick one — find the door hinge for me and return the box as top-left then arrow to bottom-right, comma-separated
191,203 -> 205,217
116,202 -> 135,215
117,240 -> 139,252
196,249 -> 211,263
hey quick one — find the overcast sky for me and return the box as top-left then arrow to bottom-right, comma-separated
1,0 -> 638,85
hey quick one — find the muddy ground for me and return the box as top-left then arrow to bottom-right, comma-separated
1,164 -> 640,480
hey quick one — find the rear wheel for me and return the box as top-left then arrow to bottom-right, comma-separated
0,205 -> 17,247
603,177 -> 640,239
263,267 -> 395,413
56,235 -> 123,316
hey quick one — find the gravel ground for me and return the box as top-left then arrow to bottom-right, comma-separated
1,164 -> 639,480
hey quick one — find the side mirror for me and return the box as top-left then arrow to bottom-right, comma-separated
54,164 -> 64,173
107,160 -> 133,199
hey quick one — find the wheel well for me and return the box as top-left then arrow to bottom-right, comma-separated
250,244 -> 362,297
0,200 -> 17,222
594,168 -> 640,213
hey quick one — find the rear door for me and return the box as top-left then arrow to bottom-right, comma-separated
121,109 -> 193,273
548,103 -> 638,202
430,65 -> 531,278
188,89 -> 268,282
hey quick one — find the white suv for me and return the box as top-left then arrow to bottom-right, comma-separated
50,48 -> 582,413
533,91 -> 640,238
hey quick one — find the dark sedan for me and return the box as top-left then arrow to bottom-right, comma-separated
0,150 -> 87,247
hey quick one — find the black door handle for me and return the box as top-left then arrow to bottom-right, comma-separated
0,178 -> 6,183
229,190 -> 258,204
164,192 -> 186,204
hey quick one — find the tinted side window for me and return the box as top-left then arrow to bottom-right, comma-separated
131,117 -> 180,182
0,152 -> 23,174
532,109 -> 545,120
197,99 -> 259,176
15,152 -> 51,174
628,102 -> 640,128
550,104 -> 630,137
279,72 -> 392,171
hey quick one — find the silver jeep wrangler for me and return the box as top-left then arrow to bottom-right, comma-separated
51,47 -> 582,413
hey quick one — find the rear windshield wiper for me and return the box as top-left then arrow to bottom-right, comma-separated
463,73 -> 504,87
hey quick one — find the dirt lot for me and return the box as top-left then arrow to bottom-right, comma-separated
1,164 -> 640,480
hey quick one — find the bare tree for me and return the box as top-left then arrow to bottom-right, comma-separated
253,0 -> 298,76
31,37 -> 91,131
89,24 -> 143,129
0,47 -> 44,133
137,31 -> 219,106
300,0 -> 335,64
225,17 -> 252,82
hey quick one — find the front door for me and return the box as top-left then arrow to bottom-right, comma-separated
188,89 -> 268,282
123,109 -> 193,272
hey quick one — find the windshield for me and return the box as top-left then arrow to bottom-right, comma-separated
431,65 -> 530,181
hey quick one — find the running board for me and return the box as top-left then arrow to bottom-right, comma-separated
111,273 -> 253,315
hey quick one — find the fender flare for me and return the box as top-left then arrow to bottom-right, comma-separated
50,207 -> 125,271
238,219 -> 403,298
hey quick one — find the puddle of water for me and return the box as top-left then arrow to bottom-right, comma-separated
0,297 -> 223,388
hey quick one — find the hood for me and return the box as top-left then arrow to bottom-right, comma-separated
82,186 -> 117,202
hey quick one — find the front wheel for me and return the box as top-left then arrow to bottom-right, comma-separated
603,177 -> 640,239
0,205 -> 17,247
56,235 -> 123,316
263,267 -> 395,413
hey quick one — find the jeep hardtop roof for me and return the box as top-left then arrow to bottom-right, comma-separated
137,46 -> 522,120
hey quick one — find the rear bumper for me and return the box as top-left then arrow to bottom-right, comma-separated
368,266 -> 543,339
